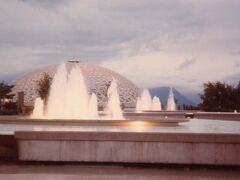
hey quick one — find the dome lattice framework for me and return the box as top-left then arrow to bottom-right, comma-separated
11,62 -> 140,107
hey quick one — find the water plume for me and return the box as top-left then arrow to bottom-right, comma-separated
167,87 -> 176,111
31,97 -> 44,118
136,89 -> 162,111
106,79 -> 124,119
152,96 -> 161,110
32,63 -> 99,119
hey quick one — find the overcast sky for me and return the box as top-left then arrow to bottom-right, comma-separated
0,0 -> 240,102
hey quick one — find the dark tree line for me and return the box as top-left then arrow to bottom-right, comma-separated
182,104 -> 199,110
0,81 -> 18,114
199,81 -> 240,112
0,82 -> 14,110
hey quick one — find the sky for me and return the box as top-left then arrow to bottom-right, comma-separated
0,0 -> 240,103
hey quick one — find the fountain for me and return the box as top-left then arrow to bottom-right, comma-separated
4,61 -> 239,166
106,79 -> 124,119
31,63 -> 124,120
136,89 -> 161,111
88,93 -> 99,119
32,63 -> 100,119
31,97 -> 44,119
152,96 -> 162,110
167,87 -> 176,111
136,89 -> 152,111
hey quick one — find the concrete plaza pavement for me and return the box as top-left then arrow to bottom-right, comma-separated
0,161 -> 240,180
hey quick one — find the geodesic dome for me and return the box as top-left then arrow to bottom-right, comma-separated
11,61 -> 140,107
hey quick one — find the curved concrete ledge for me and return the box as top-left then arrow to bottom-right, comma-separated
15,131 -> 240,165
15,131 -> 240,143
124,111 -> 240,121
0,116 -> 188,126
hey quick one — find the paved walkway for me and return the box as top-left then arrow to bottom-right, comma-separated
0,162 -> 239,180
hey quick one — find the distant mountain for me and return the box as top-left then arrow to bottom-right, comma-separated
149,87 -> 196,109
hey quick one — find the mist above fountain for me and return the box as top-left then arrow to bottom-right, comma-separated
167,87 -> 176,111
31,62 -> 125,120
136,89 -> 162,111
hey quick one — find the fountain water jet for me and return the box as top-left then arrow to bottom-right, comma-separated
31,97 -> 44,119
62,65 -> 91,119
136,89 -> 152,111
46,63 -> 68,119
152,96 -> 162,111
32,63 -> 99,119
136,89 -> 162,111
106,79 -> 124,119
167,87 -> 176,111
88,93 -> 99,119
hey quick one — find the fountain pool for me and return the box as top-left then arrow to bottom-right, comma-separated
3,60 -> 239,166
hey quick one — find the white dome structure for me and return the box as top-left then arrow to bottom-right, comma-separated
11,60 -> 140,107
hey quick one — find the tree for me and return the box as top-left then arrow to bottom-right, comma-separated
233,80 -> 240,111
183,104 -> 186,110
177,105 -> 181,110
36,73 -> 52,104
199,81 -> 238,112
0,82 -> 14,110
237,80 -> 240,89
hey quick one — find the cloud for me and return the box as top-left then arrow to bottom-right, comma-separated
0,0 -> 240,100
229,50 -> 240,56
177,58 -> 197,71
0,1 -> 204,54
100,50 -> 239,95
20,0 -> 65,9
221,73 -> 240,86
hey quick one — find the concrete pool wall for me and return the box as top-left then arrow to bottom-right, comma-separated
0,113 -> 239,165
15,131 -> 240,165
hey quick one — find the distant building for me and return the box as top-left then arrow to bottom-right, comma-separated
10,61 -> 140,108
